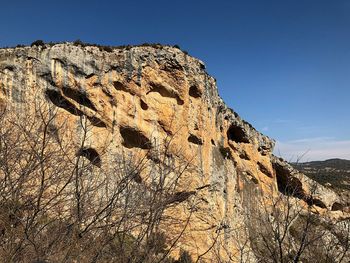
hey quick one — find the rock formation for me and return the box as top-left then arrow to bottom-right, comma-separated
0,43 -> 348,262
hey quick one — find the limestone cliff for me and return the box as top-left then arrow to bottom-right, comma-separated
0,43 -> 348,262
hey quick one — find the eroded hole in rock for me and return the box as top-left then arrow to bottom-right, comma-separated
77,147 -> 101,167
62,87 -> 97,111
246,171 -> 259,184
257,162 -> 273,178
219,146 -> 233,160
46,89 -> 106,128
120,126 -> 152,149
227,124 -> 250,143
239,151 -> 250,160
273,162 -> 305,199
258,162 -> 273,178
188,134 -> 203,145
307,198 -> 327,209
275,165 -> 327,209
165,191 -> 196,205
113,81 -> 124,90
211,139 -> 216,146
331,202 -> 343,211
250,176 -> 259,184
140,99 -> 148,110
100,87 -> 114,100
113,81 -> 134,95
45,89 -> 83,116
87,115 -> 107,128
189,85 -> 201,98
148,82 -> 184,105
2,65 -> 15,71
85,73 -> 96,80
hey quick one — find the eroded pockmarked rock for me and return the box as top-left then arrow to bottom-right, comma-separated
0,43 -> 348,261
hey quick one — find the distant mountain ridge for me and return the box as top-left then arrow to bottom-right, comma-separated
296,158 -> 350,169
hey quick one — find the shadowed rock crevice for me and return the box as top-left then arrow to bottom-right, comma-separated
274,161 -> 332,209
140,99 -> 148,110
274,162 -> 305,199
257,162 -> 273,178
227,124 -> 250,143
85,73 -> 96,80
113,81 -> 135,95
87,115 -> 107,128
100,87 -> 115,104
45,89 -> 83,116
0,64 -> 16,72
239,151 -> 251,160
62,86 -> 97,111
241,170 -> 259,185
331,202 -> 343,211
306,198 -> 327,209
120,126 -> 152,149
219,146 -> 233,160
165,191 -> 196,205
77,147 -> 102,167
40,72 -> 56,87
189,85 -> 202,98
188,134 -> 203,145
46,89 -> 106,127
158,120 -> 172,135
147,82 -> 184,105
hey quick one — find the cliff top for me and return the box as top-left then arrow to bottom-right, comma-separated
0,40 -> 274,148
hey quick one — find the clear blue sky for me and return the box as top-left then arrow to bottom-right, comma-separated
1,0 -> 349,161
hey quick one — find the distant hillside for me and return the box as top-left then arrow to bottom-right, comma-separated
293,159 -> 350,206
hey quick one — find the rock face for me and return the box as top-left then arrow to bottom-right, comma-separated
293,159 -> 350,210
0,43 -> 348,261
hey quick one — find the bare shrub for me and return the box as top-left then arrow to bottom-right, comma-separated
0,102 -> 197,263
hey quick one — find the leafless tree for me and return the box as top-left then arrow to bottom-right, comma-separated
0,101 -> 199,263
232,178 -> 350,263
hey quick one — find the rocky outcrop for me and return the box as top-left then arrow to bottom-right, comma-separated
0,43 -> 348,261
272,156 -> 340,209
293,159 -> 350,211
